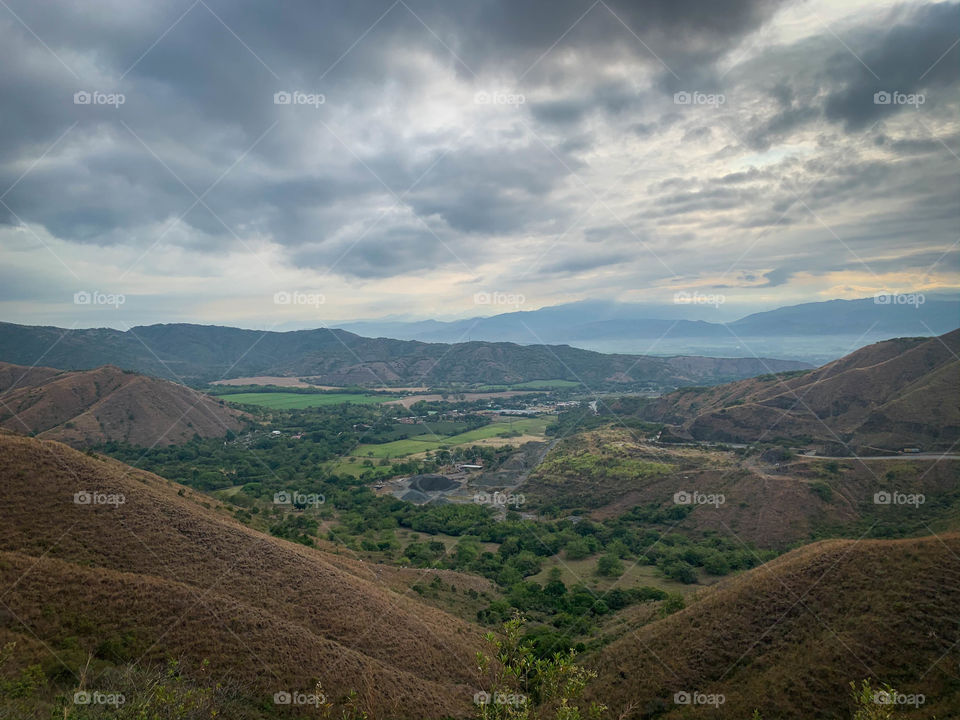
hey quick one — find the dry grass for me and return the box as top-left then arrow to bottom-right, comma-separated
586,533 -> 960,718
526,428 -> 960,549
644,330 -> 960,453
0,362 -> 245,446
0,433 -> 484,718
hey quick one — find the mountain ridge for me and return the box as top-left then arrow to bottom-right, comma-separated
0,321 -> 811,387
640,330 -> 960,453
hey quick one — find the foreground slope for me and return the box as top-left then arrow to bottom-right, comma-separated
0,433 -> 483,718
642,330 -> 960,453
588,534 -> 960,718
0,361 -> 246,446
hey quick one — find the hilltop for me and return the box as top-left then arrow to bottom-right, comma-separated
0,433 -> 484,718
587,533 -> 960,718
525,427 -> 960,549
641,330 -> 960,453
0,321 -> 810,387
0,361 -> 246,446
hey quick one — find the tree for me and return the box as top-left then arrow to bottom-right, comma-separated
850,680 -> 902,720
564,539 -> 591,560
474,617 -> 606,719
595,554 -> 624,578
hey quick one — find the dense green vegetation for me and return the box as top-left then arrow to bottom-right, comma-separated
98,398 -> 774,652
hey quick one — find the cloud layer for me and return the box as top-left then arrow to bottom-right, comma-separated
0,0 -> 956,328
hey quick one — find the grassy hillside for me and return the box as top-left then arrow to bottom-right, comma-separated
525,428 -> 960,548
0,433 -> 484,718
0,362 -> 246,446
586,534 -> 960,718
641,331 -> 960,453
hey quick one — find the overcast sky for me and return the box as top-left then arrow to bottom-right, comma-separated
0,0 -> 957,329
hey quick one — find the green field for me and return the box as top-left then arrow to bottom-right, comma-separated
351,416 -> 554,459
511,379 -> 580,389
469,379 -> 581,391
218,392 -> 398,409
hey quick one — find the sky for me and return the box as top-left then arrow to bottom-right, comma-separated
0,0 -> 957,330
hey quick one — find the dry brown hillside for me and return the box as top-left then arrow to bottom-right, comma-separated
526,427 -> 960,548
643,331 -> 960,453
587,534 -> 960,718
0,361 -> 245,446
0,433 -> 484,718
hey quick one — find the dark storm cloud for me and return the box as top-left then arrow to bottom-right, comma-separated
0,0 -> 956,298
823,2 -> 960,130
733,2 -> 960,150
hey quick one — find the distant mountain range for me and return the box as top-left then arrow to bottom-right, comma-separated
0,322 -> 811,387
0,361 -> 245,446
641,330 -> 960,454
342,295 -> 960,363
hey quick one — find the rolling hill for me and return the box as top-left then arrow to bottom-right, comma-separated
586,533 -> 960,718
0,321 -> 810,387
0,361 -> 246,446
525,427 -> 960,549
0,433 -> 484,718
641,330 -> 960,454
